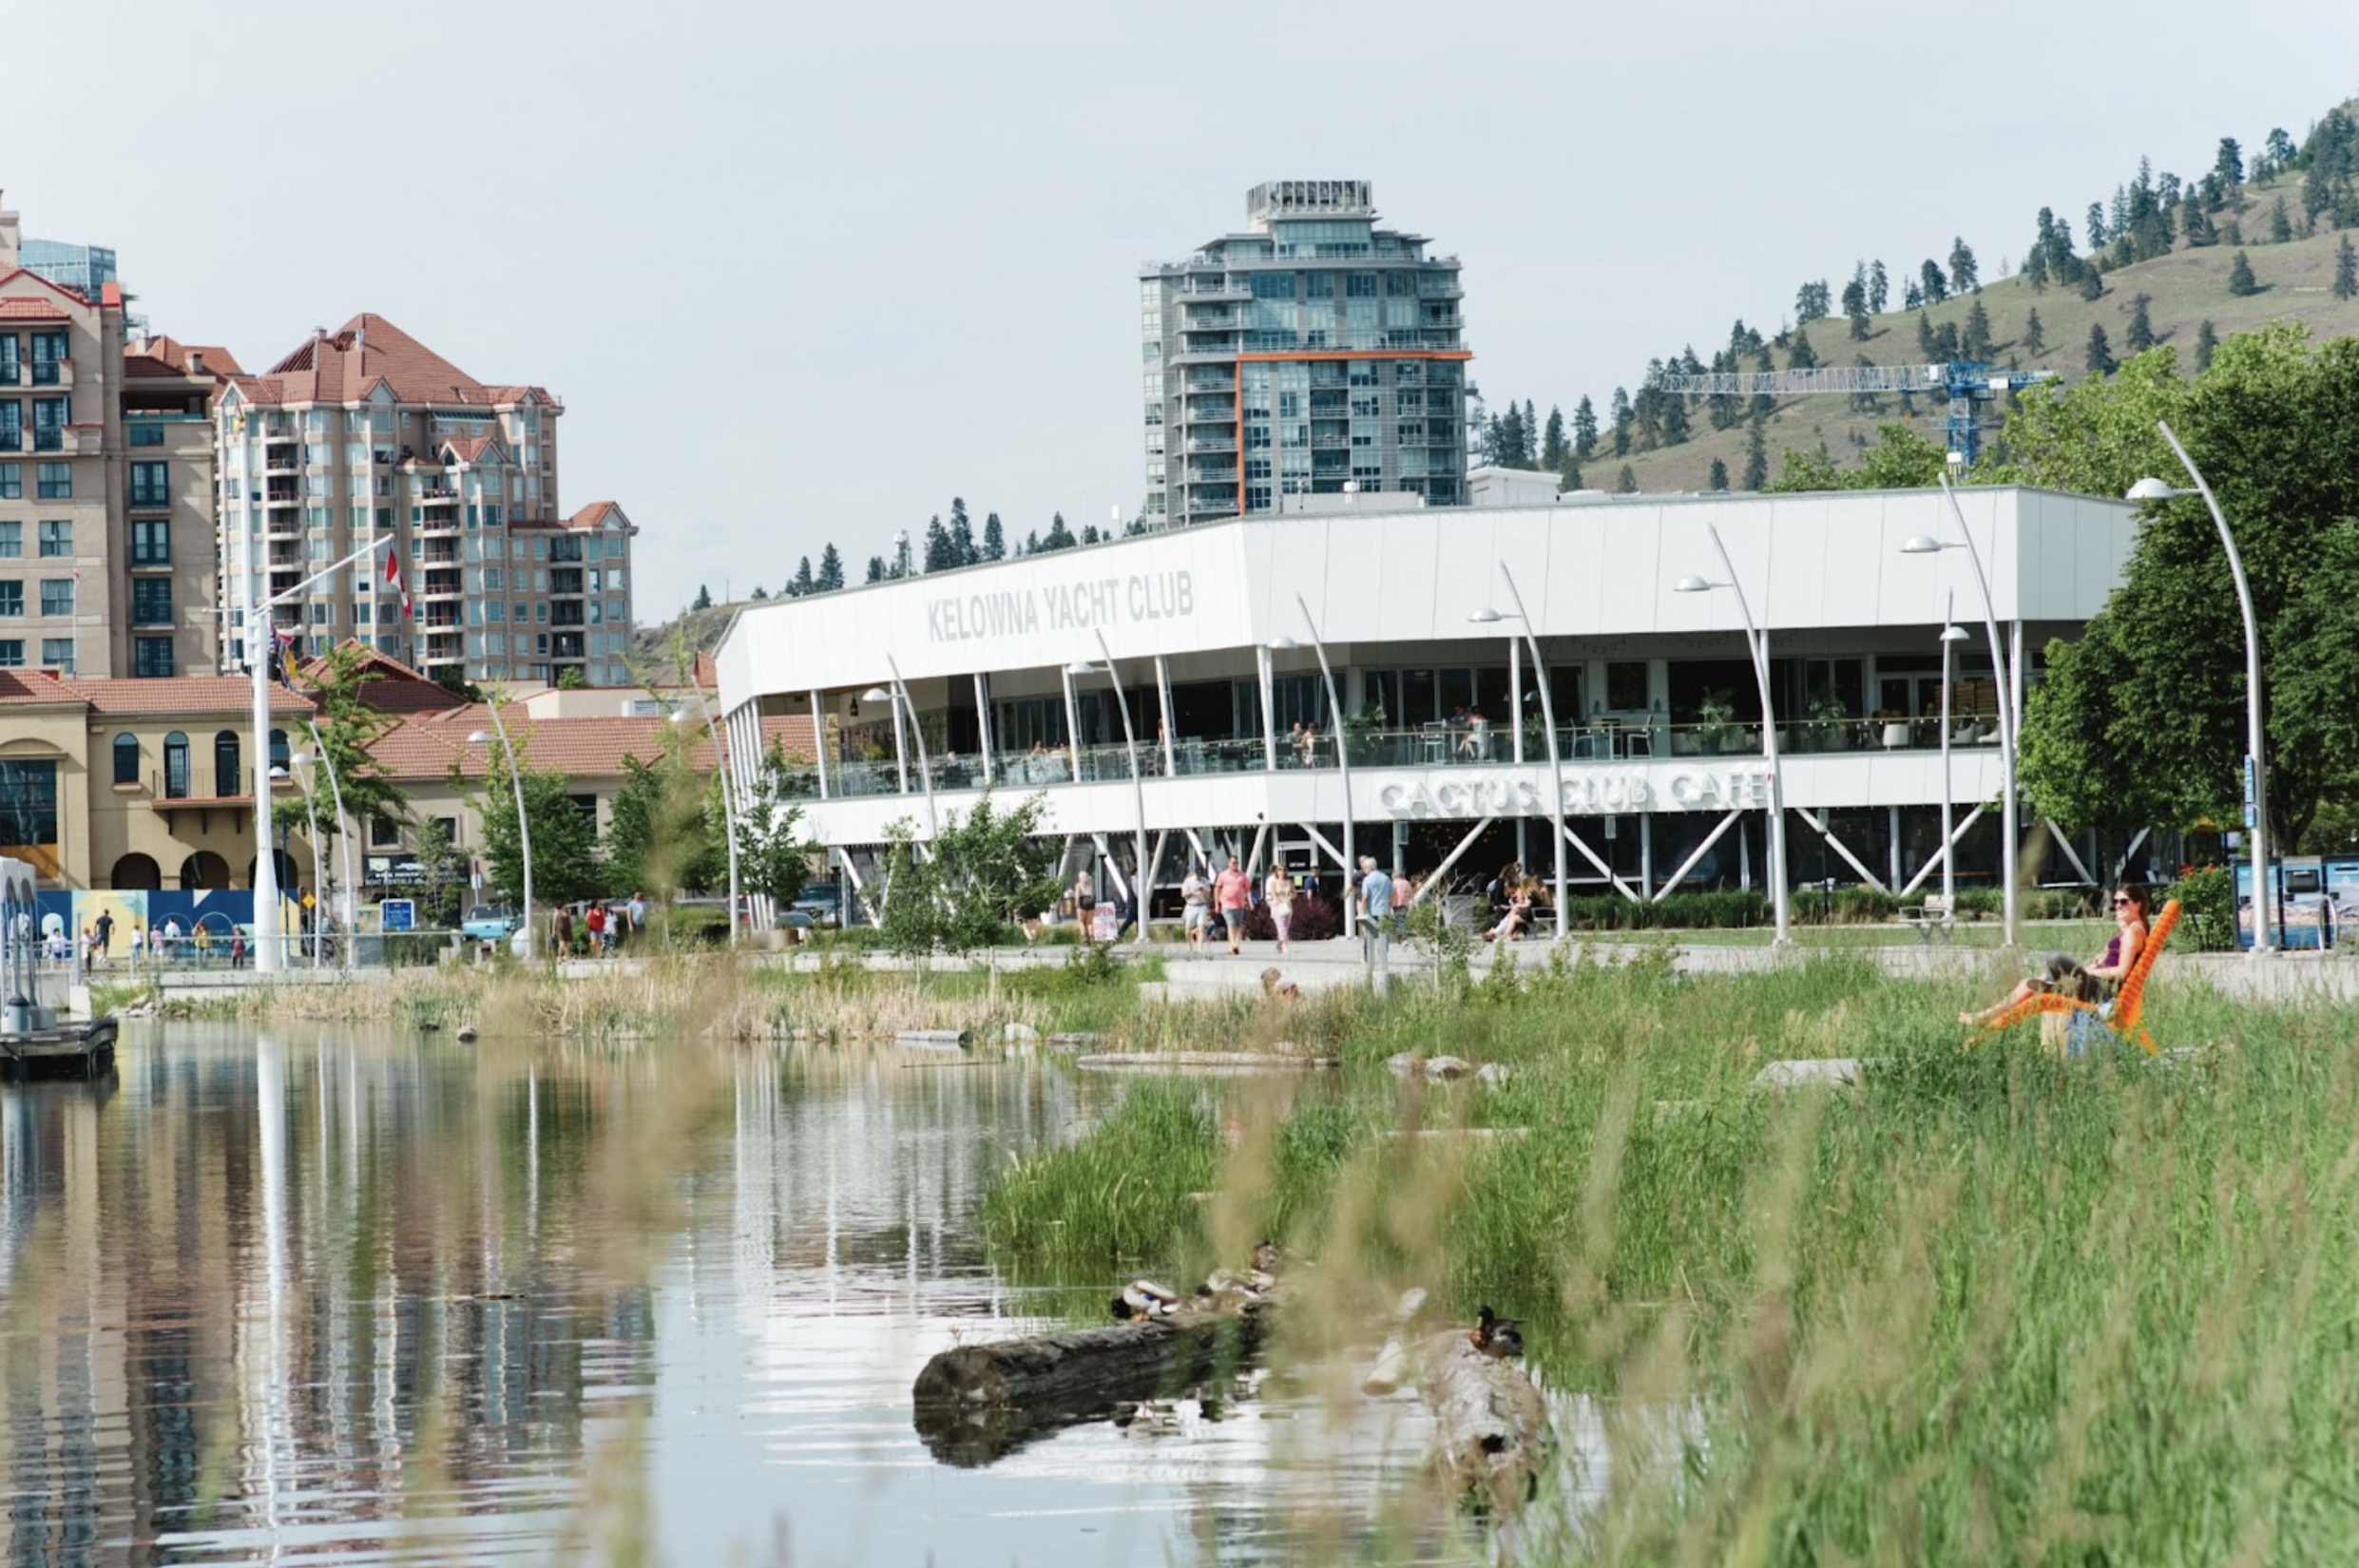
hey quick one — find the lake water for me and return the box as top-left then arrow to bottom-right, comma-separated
0,1024 -> 1498,1566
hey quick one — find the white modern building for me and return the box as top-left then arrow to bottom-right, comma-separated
714,488 -> 2145,916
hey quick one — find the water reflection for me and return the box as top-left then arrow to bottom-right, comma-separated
0,1026 -> 1477,1566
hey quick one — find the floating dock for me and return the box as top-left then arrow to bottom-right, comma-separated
0,1015 -> 119,1080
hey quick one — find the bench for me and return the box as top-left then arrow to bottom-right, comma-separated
1970,898 -> 2180,1057
1897,892 -> 1957,945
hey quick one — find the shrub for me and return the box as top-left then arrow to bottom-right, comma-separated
2165,865 -> 2235,950
1241,889 -> 1346,943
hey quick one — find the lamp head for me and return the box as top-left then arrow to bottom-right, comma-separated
466,730 -> 492,744
1673,575 -> 1716,594
1268,635 -> 1300,652
2125,476 -> 2179,503
1945,449 -> 1965,470
1467,606 -> 1505,624
1899,535 -> 1945,555
859,686 -> 892,704
1939,624 -> 1971,643
1064,660 -> 1099,677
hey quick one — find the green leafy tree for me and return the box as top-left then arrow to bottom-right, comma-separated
1571,395 -> 1598,461
1740,423 -> 1768,491
466,732 -> 604,910
876,793 -> 1063,957
1947,238 -> 1980,293
2085,323 -> 2117,375
297,642 -> 410,843
1768,424 -> 1947,493
2336,236 -> 2359,301
412,816 -> 464,928
602,730 -> 720,905
2014,325 -> 2359,851
2195,318 -> 2219,373
2228,249 -> 2259,296
2023,307 -> 2045,355
737,742 -> 818,910
1708,456 -> 1730,490
816,545 -> 845,591
2125,293 -> 2156,354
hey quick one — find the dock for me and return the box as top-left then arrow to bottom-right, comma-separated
0,1015 -> 119,1080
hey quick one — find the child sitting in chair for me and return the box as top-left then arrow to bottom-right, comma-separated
1961,884 -> 2151,1025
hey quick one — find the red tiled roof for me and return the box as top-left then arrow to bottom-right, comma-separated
242,313 -> 553,411
126,335 -> 244,377
0,297 -> 68,321
297,642 -> 469,716
565,501 -> 634,533
0,267 -> 93,312
0,671 -> 314,717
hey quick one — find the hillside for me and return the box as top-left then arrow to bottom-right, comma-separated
1605,218 -> 2359,494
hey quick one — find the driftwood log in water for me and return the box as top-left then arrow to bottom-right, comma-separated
1416,1330 -> 1548,1507
911,1299 -> 1272,1466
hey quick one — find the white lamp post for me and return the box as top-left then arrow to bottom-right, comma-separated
1069,629 -> 1150,947
1271,591 -> 1352,909
863,656 -> 935,833
2129,419 -> 2273,954
1902,471 -> 2021,948
1675,520 -> 1791,946
671,696 -> 741,947
468,701 -> 533,959
1938,608 -> 1970,906
1469,562 -> 1567,941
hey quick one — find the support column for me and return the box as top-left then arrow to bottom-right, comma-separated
1509,636 -> 1524,764
1640,811 -> 1654,901
1256,644 -> 1276,772
1889,805 -> 1902,889
973,673 -> 994,785
1155,655 -> 1178,774
1060,663 -> 1082,781
809,689 -> 829,799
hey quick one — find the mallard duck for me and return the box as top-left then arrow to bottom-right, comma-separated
1472,1305 -> 1525,1359
1250,1239 -> 1285,1275
1111,1279 -> 1182,1320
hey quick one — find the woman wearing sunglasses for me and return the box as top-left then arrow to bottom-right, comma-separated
1961,884 -> 2152,1025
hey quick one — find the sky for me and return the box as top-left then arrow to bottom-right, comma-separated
10,2 -> 2356,621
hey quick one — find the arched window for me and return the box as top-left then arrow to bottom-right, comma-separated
163,731 -> 190,799
214,731 -> 241,798
111,733 -> 139,787
269,727 -> 290,774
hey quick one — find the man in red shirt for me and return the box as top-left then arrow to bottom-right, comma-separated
1214,854 -> 1254,956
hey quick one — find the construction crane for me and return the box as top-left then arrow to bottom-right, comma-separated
1646,360 -> 2055,468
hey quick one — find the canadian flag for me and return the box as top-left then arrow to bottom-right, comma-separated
383,546 -> 412,620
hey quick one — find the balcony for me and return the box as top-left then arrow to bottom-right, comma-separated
264,456 -> 298,473
419,546 -> 456,565
416,487 -> 457,503
416,511 -> 459,533
551,603 -> 584,626
128,489 -> 171,515
29,359 -> 73,391
1181,313 -> 1241,331
422,611 -> 461,629
1185,437 -> 1237,453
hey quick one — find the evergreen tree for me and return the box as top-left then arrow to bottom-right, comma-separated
1787,326 -> 1817,371
1919,258 -> 1949,304
1080,524 -> 1102,545
981,512 -> 1005,561
1963,299 -> 1993,360
1930,321 -> 1961,362
1024,530 -> 1040,554
1520,400 -> 1539,467
2023,307 -> 2045,355
1482,412 -> 1506,467
922,514 -> 954,572
1040,511 -> 1077,551
1540,405 -> 1567,469
1741,422 -> 1769,491
1572,394 -> 1599,461
2195,318 -> 2219,373
1494,402 -> 1526,468
816,544 -> 845,591
864,556 -> 885,583
692,583 -> 713,611
1708,456 -> 1730,490
2078,268 -> 2105,302
2270,196 -> 2294,243
1747,349 -> 1775,423
2085,323 -> 2117,375
1947,237 -> 1980,293
948,498 -> 977,565
1614,464 -> 1638,494
1869,259 -> 1889,314
1840,273 -> 1870,338
2228,249 -> 2259,296
1794,278 -> 1832,323
792,555 -> 815,596
1609,387 -> 1633,457
1916,310 -> 1937,360
2024,241 -> 2048,293
2086,202 -> 2106,249
1904,279 -> 1924,311
2336,235 -> 2359,301
1556,453 -> 1583,490
2125,293 -> 2156,353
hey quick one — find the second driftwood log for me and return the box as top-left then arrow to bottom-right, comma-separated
1415,1330 -> 1549,1507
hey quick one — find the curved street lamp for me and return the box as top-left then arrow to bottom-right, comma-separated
301,718 -> 355,972
1469,562 -> 1567,941
671,696 -> 741,946
862,655 -> 935,833
1674,521 -> 1791,946
1068,628 -> 1150,947
1271,591 -> 1352,908
2127,422 -> 2273,956
287,751 -> 325,969
1939,612 -> 1971,905
469,703 -> 533,959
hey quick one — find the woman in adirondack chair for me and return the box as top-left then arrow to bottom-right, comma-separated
1961,885 -> 2151,1025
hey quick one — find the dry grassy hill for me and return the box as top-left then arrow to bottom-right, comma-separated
1604,177 -> 2359,492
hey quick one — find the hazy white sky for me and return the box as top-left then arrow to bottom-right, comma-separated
11,3 -> 2354,617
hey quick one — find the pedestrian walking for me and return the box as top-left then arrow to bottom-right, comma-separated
1356,856 -> 1395,971
1181,863 -> 1211,952
1215,855 -> 1253,956
1265,862 -> 1296,953
93,908 -> 114,966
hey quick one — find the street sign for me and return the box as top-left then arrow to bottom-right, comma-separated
381,899 -> 415,933
2243,755 -> 2257,831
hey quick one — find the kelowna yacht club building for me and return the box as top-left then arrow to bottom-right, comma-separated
714,485 -> 2146,916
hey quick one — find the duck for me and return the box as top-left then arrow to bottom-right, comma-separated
1111,1279 -> 1183,1321
1471,1304 -> 1525,1359
1249,1239 -> 1285,1276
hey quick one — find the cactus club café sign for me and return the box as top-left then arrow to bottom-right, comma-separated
1378,764 -> 1774,818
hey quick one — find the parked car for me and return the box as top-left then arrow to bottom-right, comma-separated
790,884 -> 844,928
462,904 -> 520,942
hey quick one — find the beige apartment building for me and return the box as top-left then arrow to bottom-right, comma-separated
214,316 -> 638,688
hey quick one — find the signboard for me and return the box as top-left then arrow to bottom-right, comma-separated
366,853 -> 426,887
1091,904 -> 1120,943
1376,764 -> 1773,819
381,899 -> 415,933
2242,755 -> 2257,830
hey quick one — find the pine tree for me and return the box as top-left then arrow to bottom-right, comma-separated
792,555 -> 815,596
2125,293 -> 2155,353
1708,456 -> 1731,490
2085,323 -> 2117,375
948,498 -> 977,565
981,512 -> 1005,561
1041,511 -> 1076,551
1557,454 -> 1583,491
1572,394 -> 1599,461
748,584 -> 769,601
1947,237 -> 1980,293
817,545 -> 845,590
922,514 -> 953,572
1904,279 -> 1924,311
864,557 -> 886,584
1919,258 -> 1949,304
2270,196 -> 2293,244
2195,318 -> 2219,373
2023,308 -> 2045,354
1614,464 -> 1638,494
1740,423 -> 1769,491
1841,273 -> 1870,338
2228,249 -> 2259,296
1963,299 -> 1993,360
1930,321 -> 1960,362
1024,530 -> 1040,555
2025,242 -> 2048,293
1869,259 -> 1889,314
2335,235 -> 2359,301
1787,326 -> 1817,371
1916,310 -> 1937,359
1540,405 -> 1567,469
1493,403 -> 1525,468
2086,202 -> 2107,249
1518,400 -> 1539,467
1080,525 -> 1102,545
2078,267 -> 2105,302
1609,388 -> 1633,457
2215,136 -> 2244,188
692,583 -> 713,611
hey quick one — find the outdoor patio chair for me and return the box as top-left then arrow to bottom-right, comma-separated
1967,898 -> 2181,1057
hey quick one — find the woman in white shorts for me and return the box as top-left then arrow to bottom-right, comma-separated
1264,863 -> 1296,952
1181,867 -> 1211,950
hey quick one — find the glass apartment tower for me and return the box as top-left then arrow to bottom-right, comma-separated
1140,181 -> 1467,527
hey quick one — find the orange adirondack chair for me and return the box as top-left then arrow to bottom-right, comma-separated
1969,898 -> 2181,1057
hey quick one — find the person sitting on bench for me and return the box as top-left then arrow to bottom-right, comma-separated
1960,884 -> 2151,1026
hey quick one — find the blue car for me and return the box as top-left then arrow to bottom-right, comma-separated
462,904 -> 519,942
